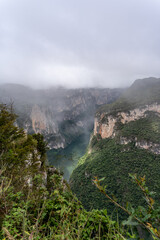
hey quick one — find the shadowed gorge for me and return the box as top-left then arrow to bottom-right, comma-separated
0,78 -> 160,239
0,84 -> 122,178
47,132 -> 91,180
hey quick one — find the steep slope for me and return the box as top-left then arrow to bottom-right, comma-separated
0,104 -> 128,240
0,84 -> 122,178
0,84 -> 122,149
70,78 -> 160,216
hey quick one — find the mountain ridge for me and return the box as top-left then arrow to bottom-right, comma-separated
0,84 -> 123,149
70,78 -> 160,215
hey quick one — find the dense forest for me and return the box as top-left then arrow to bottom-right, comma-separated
0,104 -> 126,239
0,104 -> 160,239
71,79 -> 160,214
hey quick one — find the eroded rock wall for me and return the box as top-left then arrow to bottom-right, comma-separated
94,103 -> 160,154
94,103 -> 160,138
0,84 -> 123,149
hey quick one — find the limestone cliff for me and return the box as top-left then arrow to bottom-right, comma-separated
94,103 -> 160,137
70,78 -> 160,214
93,78 -> 160,154
0,84 -> 122,149
94,104 -> 160,154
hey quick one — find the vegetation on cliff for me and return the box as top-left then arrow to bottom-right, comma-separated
119,111 -> 160,144
98,77 -> 160,115
0,104 -> 129,239
70,138 -> 160,213
1,77 -> 160,239
70,78 -> 160,238
0,84 -> 122,150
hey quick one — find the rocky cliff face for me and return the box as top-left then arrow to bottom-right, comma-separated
95,103 -> 160,136
94,103 -> 160,154
70,78 -> 160,213
93,78 -> 160,154
0,84 -> 122,149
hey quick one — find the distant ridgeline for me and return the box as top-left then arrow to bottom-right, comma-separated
0,84 -> 123,178
70,78 -> 160,216
0,84 -> 122,150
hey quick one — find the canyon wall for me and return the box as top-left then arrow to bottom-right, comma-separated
94,103 -> 160,154
0,84 -> 122,149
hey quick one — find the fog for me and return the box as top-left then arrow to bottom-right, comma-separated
0,0 -> 160,89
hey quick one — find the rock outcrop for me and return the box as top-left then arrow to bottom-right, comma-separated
0,84 -> 122,149
94,103 -> 160,139
94,103 -> 160,154
70,78 -> 160,214
93,78 -> 160,154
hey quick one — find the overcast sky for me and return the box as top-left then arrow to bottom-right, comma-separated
0,0 -> 160,89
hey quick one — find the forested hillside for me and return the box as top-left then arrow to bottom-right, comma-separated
0,100 -> 160,239
70,78 -> 160,222
0,84 -> 122,178
0,84 -> 122,150
0,104 -> 129,239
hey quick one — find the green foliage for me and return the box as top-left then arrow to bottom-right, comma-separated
1,102 -> 160,239
0,104 -> 47,182
71,79 -> 160,223
118,112 -> 160,143
0,104 -> 25,162
32,133 -> 48,157
93,174 -> 160,239
0,104 -> 48,230
98,78 -> 160,115
0,104 -> 128,239
70,138 -> 160,219
0,169 -> 127,239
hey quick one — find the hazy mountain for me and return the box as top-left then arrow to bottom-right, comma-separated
0,83 -> 123,178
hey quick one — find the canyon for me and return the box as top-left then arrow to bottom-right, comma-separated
0,83 -> 122,178
70,78 -> 160,214
0,84 -> 122,150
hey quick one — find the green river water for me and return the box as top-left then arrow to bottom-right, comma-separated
47,133 -> 91,180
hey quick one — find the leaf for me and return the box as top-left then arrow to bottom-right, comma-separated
122,216 -> 138,226
98,177 -> 105,182
149,191 -> 156,196
142,214 -> 151,221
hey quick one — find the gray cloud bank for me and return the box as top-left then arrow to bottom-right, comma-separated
0,0 -> 160,88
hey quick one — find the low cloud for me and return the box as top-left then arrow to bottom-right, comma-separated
0,0 -> 160,88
